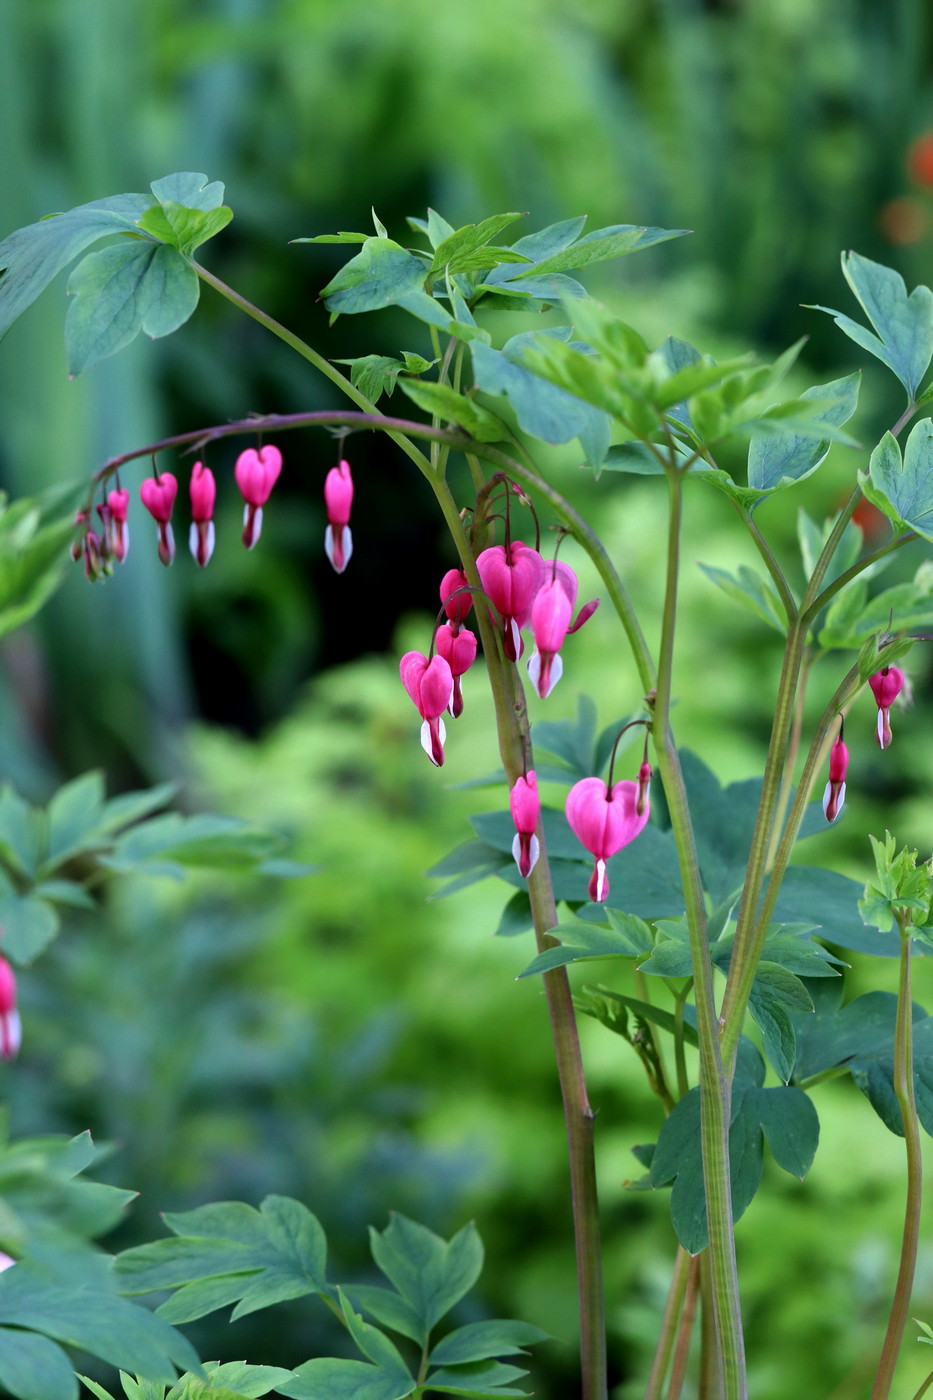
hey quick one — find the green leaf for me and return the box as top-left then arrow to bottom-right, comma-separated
0,500 -> 74,641
333,355 -> 405,401
518,913 -> 654,978
650,1050 -> 818,1252
0,785 -> 40,878
0,192 -> 153,341
65,242 -> 199,375
819,578 -> 933,649
861,423 -> 933,540
342,1286 -> 424,1345
775,865 -> 901,957
136,203 -> 232,256
471,335 -> 610,468
430,215 -> 526,274
793,991 -> 933,1135
747,373 -> 860,493
43,771 -> 106,868
747,963 -> 813,1083
148,173 -> 227,213
697,563 -> 787,632
494,891 -> 532,937
181,1364 -> 297,1400
406,209 -> 456,250
429,1320 -> 548,1367
0,1328 -> 77,1400
369,1215 -> 482,1337
102,814 -> 284,879
420,1359 -> 529,1397
117,1195 -> 328,1323
396,380 -> 506,441
810,252 -> 933,398
507,223 -> 688,278
0,894 -> 59,964
338,1290 -> 413,1379
275,1358 -> 413,1400
0,1265 -> 200,1382
320,238 -> 428,315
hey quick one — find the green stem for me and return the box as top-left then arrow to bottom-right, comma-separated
802,533 -> 915,629
672,981 -> 693,1100
192,260 -> 435,475
869,915 -> 923,1400
654,469 -> 745,1400
909,1369 -> 933,1400
732,500 -> 798,622
432,477 -> 607,1400
765,648 -> 811,869
644,1247 -> 691,1400
667,1255 -> 701,1400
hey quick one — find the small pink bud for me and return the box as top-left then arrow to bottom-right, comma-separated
509,771 -> 540,878
140,473 -> 177,567
400,651 -> 454,766
0,956 -> 21,1060
869,665 -> 905,749
434,623 -> 478,718
566,775 -> 650,904
324,459 -> 354,573
106,488 -> 130,563
81,530 -> 105,582
528,578 -> 573,699
636,759 -> 652,816
440,568 -> 472,627
188,463 -> 216,568
235,446 -> 282,549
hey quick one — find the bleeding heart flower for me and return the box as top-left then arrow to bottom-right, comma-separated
139,473 -> 178,567
400,651 -> 454,766
106,488 -> 130,563
189,462 -> 216,568
440,568 -> 472,628
869,666 -> 905,749
434,623 -> 478,718
0,956 -> 20,1060
476,542 -> 545,661
510,771 -> 541,878
566,775 -> 650,903
324,458 -> 354,573
822,728 -> 848,823
235,445 -> 282,549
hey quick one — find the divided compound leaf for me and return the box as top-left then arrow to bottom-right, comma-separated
368,1215 -> 483,1337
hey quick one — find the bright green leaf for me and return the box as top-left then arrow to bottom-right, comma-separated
396,380 -> 506,441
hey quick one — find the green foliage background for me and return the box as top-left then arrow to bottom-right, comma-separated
3,0 -> 933,1396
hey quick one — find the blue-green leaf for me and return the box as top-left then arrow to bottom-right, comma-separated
320,238 -> 428,315
368,1216 -> 482,1336
860,423 -> 933,540
275,1359 -> 413,1400
428,1320 -> 548,1367
0,1328 -> 77,1400
810,252 -> 933,398
518,912 -> 654,977
747,373 -> 860,492
65,242 -> 199,374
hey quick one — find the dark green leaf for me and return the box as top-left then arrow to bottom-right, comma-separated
0,193 -> 152,341
65,242 -> 199,375
332,356 -> 405,401
0,894 -> 59,964
0,1329 -> 77,1400
343,1286 -> 424,1345
471,337 -> 610,468
320,238 -> 427,315
747,963 -> 813,1083
774,866 -> 901,957
860,423 -> 933,541
754,1087 -> 820,1177
810,252 -> 933,398
747,373 -> 860,492
494,891 -> 532,938
369,1216 -> 482,1336
43,771 -> 106,868
421,1360 -> 528,1397
429,1320 -> 548,1367
275,1359 -> 413,1400
518,912 -> 654,978
338,1290 -> 413,1379
396,380 -> 506,441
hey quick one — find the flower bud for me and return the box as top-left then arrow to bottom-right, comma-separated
822,730 -> 848,823
509,771 -> 540,878
140,473 -> 178,567
399,651 -> 454,766
869,666 -> 905,749
235,446 -> 282,549
188,462 -> 216,568
324,459 -> 354,573
0,956 -> 21,1060
434,623 -> 478,718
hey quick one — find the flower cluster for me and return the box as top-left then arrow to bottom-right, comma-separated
822,666 -> 906,824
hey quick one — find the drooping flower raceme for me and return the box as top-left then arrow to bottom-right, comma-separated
400,652 -> 454,767
139,472 -> 178,567
566,776 -> 650,903
324,458 -> 354,574
476,542 -> 545,662
510,771 -> 541,878
434,622 -> 478,718
189,462 -> 216,568
235,445 -> 282,549
869,666 -> 905,749
0,956 -> 20,1060
823,729 -> 848,823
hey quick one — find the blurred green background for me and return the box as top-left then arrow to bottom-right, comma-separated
4,0 -> 933,1395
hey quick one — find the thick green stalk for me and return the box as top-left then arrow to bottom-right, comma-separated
432,478 -> 607,1400
869,916 -> 923,1400
655,471 -> 745,1400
